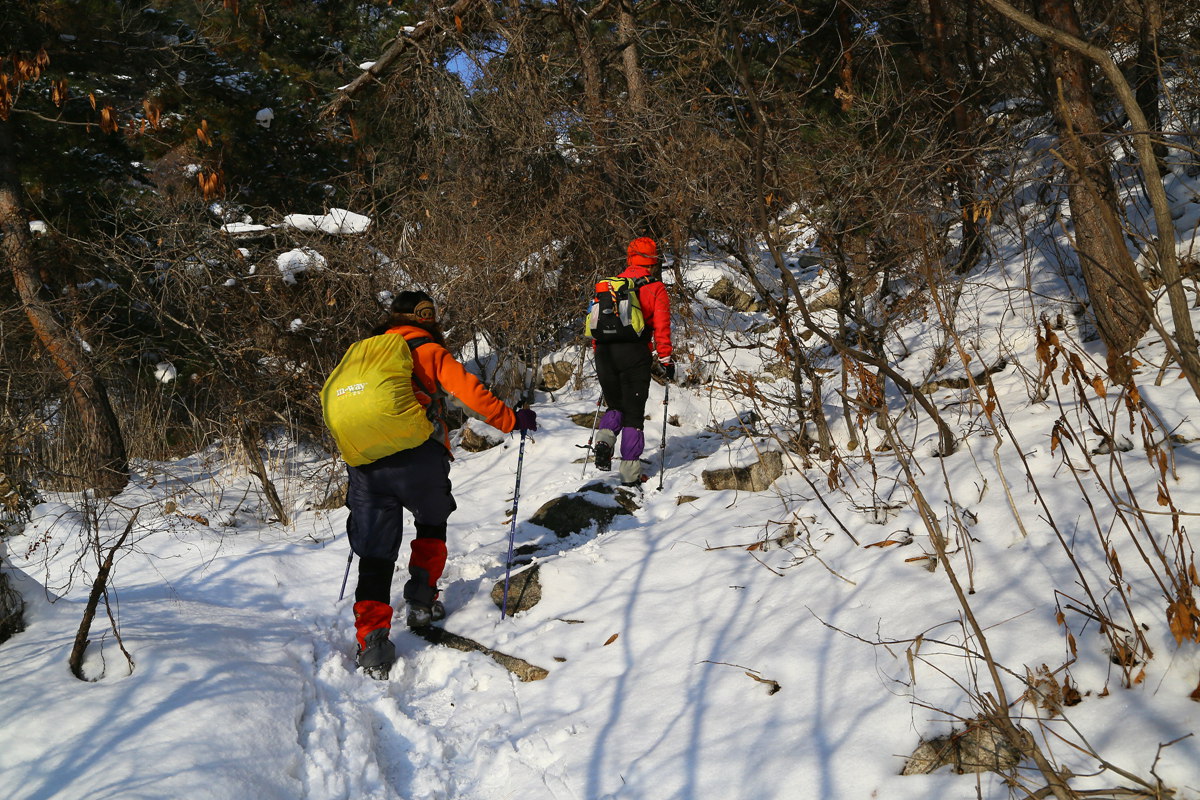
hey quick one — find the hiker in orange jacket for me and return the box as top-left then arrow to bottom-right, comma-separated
348,290 -> 537,675
592,237 -> 673,486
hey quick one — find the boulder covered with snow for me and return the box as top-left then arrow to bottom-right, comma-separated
707,276 -> 760,312
902,718 -> 1025,775
491,563 -> 541,614
276,247 -> 327,284
527,481 -> 639,538
0,566 -> 23,646
458,418 -> 503,452
701,441 -> 784,492
283,209 -> 371,235
538,361 -> 577,392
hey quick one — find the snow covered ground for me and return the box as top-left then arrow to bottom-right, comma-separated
5,204 -> 1200,799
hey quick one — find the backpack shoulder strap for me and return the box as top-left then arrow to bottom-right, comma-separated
406,336 -> 434,351
634,276 -> 661,288
401,335 -> 436,397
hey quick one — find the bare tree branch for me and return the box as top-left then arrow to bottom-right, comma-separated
321,0 -> 483,120
976,0 -> 1200,403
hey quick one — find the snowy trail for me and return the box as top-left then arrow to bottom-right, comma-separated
294,601 -> 573,800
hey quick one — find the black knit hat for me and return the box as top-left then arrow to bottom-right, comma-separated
390,290 -> 436,321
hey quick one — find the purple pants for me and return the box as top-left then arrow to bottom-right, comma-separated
600,410 -> 645,463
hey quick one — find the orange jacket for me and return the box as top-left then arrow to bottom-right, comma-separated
388,324 -> 516,452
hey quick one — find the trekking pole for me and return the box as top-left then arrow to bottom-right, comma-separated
501,358 -> 536,620
579,393 -> 603,478
657,382 -> 670,492
501,427 -> 528,620
337,550 -> 353,602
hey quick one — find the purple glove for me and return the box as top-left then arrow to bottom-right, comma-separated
514,407 -> 538,432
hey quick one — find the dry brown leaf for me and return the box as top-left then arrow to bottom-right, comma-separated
603,633 -> 618,646
99,107 -> 118,134
1167,596 -> 1199,645
744,671 -> 782,695
1108,548 -> 1123,580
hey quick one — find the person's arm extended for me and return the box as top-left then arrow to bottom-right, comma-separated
424,345 -> 517,433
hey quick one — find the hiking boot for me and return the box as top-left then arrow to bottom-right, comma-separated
406,599 -> 446,630
357,628 -> 396,679
593,441 -> 613,471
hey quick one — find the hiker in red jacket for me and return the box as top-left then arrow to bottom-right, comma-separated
347,291 -> 537,675
592,237 -> 673,486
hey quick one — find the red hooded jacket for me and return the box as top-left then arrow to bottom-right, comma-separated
619,237 -> 673,363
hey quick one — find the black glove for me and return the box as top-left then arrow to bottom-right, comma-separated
514,407 -> 538,432
660,361 -> 676,382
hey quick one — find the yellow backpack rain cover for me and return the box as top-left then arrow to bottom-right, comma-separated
320,333 -> 434,466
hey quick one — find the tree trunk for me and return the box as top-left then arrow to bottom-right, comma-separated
1129,0 -> 1165,165
557,0 -> 627,264
1036,0 -> 1151,384
921,0 -> 984,275
617,0 -> 646,114
0,556 -> 24,646
0,121 -> 128,494
979,0 -> 1200,403
836,3 -> 855,111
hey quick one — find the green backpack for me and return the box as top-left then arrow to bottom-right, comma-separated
320,334 -> 434,466
584,275 -> 657,343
